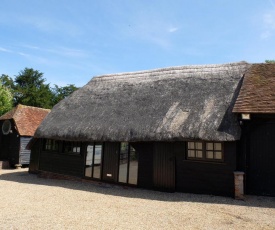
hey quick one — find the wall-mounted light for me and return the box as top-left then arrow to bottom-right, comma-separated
241,113 -> 250,120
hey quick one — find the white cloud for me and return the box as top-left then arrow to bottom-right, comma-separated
19,44 -> 88,58
0,47 -> 12,53
18,52 -> 31,58
168,27 -> 179,33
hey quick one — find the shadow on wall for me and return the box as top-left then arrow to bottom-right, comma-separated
0,169 -> 274,208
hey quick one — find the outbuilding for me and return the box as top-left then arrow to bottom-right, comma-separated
29,61 -> 254,197
0,104 -> 50,167
233,63 -> 275,196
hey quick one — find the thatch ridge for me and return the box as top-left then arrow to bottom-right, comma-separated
92,61 -> 249,82
35,62 -> 251,142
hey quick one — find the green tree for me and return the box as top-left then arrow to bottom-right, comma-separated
51,84 -> 78,105
13,68 -> 53,108
0,83 -> 13,116
0,74 -> 14,89
265,60 -> 275,63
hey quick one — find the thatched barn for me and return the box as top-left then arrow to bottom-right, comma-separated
0,104 -> 50,167
233,63 -> 275,196
30,61 -> 258,197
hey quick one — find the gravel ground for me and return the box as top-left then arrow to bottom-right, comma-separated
0,168 -> 275,230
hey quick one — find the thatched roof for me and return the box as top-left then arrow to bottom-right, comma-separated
0,104 -> 50,136
233,63 -> 275,113
35,62 -> 251,142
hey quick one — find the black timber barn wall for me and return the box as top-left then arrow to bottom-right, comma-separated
134,141 -> 236,196
0,119 -> 20,165
33,140 -> 236,196
133,142 -> 154,189
38,142 -> 84,177
176,142 -> 236,197
102,142 -> 120,182
239,114 -> 275,196
29,139 -> 43,173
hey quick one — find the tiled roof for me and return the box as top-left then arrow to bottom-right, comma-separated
233,63 -> 275,113
0,104 -> 50,136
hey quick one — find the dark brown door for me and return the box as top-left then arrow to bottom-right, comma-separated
153,142 -> 175,192
247,122 -> 275,196
0,134 -> 9,160
102,142 -> 120,182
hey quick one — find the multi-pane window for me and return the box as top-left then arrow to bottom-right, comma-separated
63,141 -> 81,154
205,142 -> 222,160
43,139 -> 59,151
118,142 -> 138,185
85,143 -> 103,179
187,142 -> 203,158
187,141 -> 223,161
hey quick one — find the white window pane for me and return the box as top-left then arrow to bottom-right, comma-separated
196,150 -> 203,158
188,142 -> 194,149
188,150 -> 195,157
196,142 -> 203,150
206,143 -> 213,150
215,143 -> 222,151
206,151 -> 214,159
215,151 -> 222,159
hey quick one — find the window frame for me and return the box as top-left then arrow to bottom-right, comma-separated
186,141 -> 224,162
118,142 -> 139,185
42,139 -> 83,155
63,141 -> 82,154
43,139 -> 60,152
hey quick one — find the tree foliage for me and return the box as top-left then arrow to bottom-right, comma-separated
0,74 -> 14,89
13,68 -> 53,108
265,60 -> 275,63
0,68 -> 78,109
51,84 -> 78,105
0,83 -> 13,116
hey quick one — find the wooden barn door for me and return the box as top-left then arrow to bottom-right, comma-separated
0,135 -> 9,160
247,122 -> 275,196
102,142 -> 120,182
153,142 -> 175,192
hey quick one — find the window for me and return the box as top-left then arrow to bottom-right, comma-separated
187,141 -> 223,161
43,139 -> 59,151
63,141 -> 81,154
85,143 -> 103,179
118,142 -> 138,185
2,120 -> 11,135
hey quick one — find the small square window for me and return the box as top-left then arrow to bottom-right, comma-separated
188,150 -> 195,157
206,143 -> 213,150
196,142 -> 203,150
196,150 -> 203,158
188,142 -> 195,149
187,141 -> 223,162
64,141 -> 81,154
206,151 -> 214,159
43,139 -> 59,152
215,143 -> 222,151
215,151 -> 222,160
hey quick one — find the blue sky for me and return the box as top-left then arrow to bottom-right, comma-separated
0,0 -> 275,87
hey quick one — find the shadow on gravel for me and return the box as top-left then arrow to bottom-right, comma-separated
1,169 -> 275,209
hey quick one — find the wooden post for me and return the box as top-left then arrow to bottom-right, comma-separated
234,171 -> 245,200
0,161 -> 10,169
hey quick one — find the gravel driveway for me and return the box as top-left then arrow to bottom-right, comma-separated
0,168 -> 274,230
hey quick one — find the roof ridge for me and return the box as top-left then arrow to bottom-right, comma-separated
91,61 -> 250,82
16,104 -> 51,111
88,61 -> 250,83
